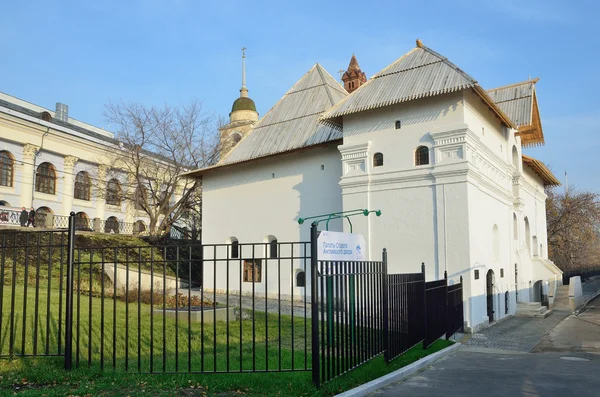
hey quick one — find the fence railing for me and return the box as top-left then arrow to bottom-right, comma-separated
0,209 -> 22,226
70,240 -> 311,373
0,229 -> 69,357
385,270 -> 425,362
447,278 -> 464,338
562,268 -> 600,284
313,258 -> 386,385
54,215 -> 70,229
0,215 -> 464,386
309,224 -> 464,387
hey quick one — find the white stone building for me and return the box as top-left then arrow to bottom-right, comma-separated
0,92 -> 150,233
188,41 -> 562,332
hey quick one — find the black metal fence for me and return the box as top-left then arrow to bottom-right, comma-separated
447,278 -> 464,338
0,215 -> 464,387
0,229 -> 69,357
313,257 -> 385,385
70,239 -> 311,373
385,270 -> 425,362
309,225 -> 464,387
563,267 -> 600,284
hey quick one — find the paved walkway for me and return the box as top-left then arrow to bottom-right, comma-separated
371,350 -> 600,397
533,294 -> 600,354
459,277 -> 600,352
370,277 -> 600,396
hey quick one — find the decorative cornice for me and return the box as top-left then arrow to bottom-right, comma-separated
430,123 -> 469,146
338,142 -> 370,160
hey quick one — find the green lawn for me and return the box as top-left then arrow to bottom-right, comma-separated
0,340 -> 453,396
0,284 -> 309,373
0,281 -> 453,396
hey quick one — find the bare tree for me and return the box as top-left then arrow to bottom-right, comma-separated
546,187 -> 600,270
100,100 -> 219,236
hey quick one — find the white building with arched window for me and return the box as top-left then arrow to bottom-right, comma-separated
0,93 -> 155,234
188,40 -> 562,332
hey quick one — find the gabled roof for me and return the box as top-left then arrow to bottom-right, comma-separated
184,64 -> 347,176
320,40 -> 516,129
487,78 -> 544,148
522,154 -> 560,186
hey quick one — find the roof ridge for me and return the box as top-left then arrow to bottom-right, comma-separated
253,110 -> 328,129
493,94 -> 533,104
420,44 -> 478,84
315,63 -> 336,106
487,77 -> 540,92
288,82 -> 330,94
374,58 -> 444,79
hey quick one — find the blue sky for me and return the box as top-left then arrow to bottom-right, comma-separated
1,0 -> 598,192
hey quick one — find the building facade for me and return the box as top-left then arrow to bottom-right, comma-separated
190,40 -> 562,332
0,92 -> 150,233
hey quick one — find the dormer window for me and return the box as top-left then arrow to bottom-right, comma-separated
373,153 -> 383,167
41,111 -> 52,122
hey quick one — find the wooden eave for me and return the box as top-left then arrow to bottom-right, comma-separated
522,154 -> 560,186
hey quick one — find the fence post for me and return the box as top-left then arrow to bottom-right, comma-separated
444,270 -> 449,340
382,249 -> 389,363
64,212 -> 76,370
422,262 -> 427,349
460,275 -> 464,332
310,222 -> 320,388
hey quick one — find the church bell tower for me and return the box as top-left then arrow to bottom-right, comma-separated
342,54 -> 367,94
219,47 -> 259,158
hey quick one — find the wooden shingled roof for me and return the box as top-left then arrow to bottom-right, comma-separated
487,78 -> 545,148
522,154 -> 560,186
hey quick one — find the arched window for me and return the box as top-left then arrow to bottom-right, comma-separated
264,235 -> 278,258
35,162 -> 56,194
36,206 -> 53,228
513,213 -> 518,240
492,224 -> 499,261
512,146 -> 519,169
74,171 -> 91,201
75,212 -> 90,231
105,216 -> 120,233
373,153 -> 383,167
228,237 -> 240,259
133,220 -> 146,235
524,217 -> 531,253
106,179 -> 121,206
0,151 -> 14,187
231,132 -> 242,145
415,146 -> 429,166
40,111 -> 52,122
532,236 -> 539,256
296,271 -> 306,287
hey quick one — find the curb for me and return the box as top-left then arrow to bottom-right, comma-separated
334,343 -> 461,397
